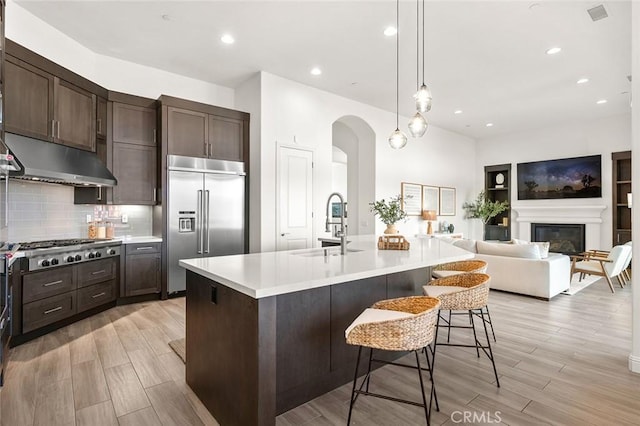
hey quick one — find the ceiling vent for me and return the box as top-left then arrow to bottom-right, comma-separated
587,4 -> 608,21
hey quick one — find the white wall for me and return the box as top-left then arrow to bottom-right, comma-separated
6,0 -> 234,108
245,72 -> 477,252
475,113 -> 631,248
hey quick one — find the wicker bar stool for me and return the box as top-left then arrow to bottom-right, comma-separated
423,273 -> 500,387
345,296 -> 441,426
431,260 -> 495,342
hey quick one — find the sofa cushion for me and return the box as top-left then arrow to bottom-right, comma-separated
511,238 -> 550,258
476,240 -> 541,259
452,238 -> 477,253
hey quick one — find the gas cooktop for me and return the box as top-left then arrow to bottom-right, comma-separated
17,238 -> 100,250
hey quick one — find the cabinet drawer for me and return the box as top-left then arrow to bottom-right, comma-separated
125,243 -> 161,255
77,280 -> 116,313
23,266 -> 75,304
23,291 -> 76,333
77,258 -> 117,288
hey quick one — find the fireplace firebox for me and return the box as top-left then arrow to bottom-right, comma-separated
531,223 -> 585,255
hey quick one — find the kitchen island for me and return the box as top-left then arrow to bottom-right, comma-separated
180,235 -> 472,426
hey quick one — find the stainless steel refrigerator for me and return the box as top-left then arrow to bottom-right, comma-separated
167,155 -> 246,294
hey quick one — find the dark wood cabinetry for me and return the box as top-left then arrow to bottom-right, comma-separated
20,257 -> 118,336
112,143 -> 156,204
96,96 -> 107,139
5,41 -> 106,152
484,164 -> 512,241
612,151 -> 632,245
4,56 -> 54,141
162,97 -> 248,162
124,243 -> 161,297
54,77 -> 96,151
112,102 -> 156,146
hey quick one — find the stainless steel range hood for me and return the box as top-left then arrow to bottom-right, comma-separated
4,133 -> 117,186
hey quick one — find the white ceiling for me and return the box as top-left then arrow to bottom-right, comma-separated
16,1 -> 632,139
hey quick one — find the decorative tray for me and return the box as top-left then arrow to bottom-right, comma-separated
378,235 -> 410,250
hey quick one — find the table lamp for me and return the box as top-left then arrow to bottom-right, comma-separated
422,210 -> 437,235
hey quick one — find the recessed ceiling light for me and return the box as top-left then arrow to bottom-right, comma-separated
577,78 -> 589,84
310,67 -> 322,76
384,27 -> 397,37
546,47 -> 562,55
486,123 -> 494,127
221,34 -> 235,44
454,110 -> 463,115
596,99 -> 608,104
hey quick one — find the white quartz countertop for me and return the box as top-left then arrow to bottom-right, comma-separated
179,235 -> 473,299
117,236 -> 163,244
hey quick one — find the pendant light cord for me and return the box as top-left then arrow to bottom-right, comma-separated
396,0 -> 400,129
421,0 -> 425,84
416,0 -> 419,91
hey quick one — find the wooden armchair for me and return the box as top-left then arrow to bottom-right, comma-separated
581,241 -> 632,283
570,245 -> 632,293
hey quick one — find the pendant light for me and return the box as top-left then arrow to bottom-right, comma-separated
389,0 -> 408,149
408,0 -> 428,138
414,0 -> 432,113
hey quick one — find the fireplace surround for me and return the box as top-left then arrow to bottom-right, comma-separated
531,223 -> 585,255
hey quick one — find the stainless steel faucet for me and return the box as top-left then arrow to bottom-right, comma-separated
325,192 -> 347,255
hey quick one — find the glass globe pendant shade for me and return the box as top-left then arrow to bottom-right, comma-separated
388,128 -> 408,149
408,112 -> 428,137
414,84 -> 432,113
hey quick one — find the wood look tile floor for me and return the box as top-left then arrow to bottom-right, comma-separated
1,279 -> 639,425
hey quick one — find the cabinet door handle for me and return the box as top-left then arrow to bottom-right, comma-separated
136,247 -> 154,251
204,141 -> 209,157
153,129 -> 157,144
153,188 -> 157,203
57,121 -> 61,139
97,187 -> 102,201
44,306 -> 63,315
91,269 -> 106,275
209,143 -> 213,158
97,118 -> 102,134
51,120 -> 56,137
91,292 -> 106,299
43,280 -> 63,287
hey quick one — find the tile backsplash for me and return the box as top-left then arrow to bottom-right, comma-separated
8,180 -> 153,242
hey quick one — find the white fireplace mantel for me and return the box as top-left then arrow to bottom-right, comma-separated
511,204 -> 607,248
512,205 -> 607,224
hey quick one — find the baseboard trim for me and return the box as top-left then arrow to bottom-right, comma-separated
629,353 -> 640,373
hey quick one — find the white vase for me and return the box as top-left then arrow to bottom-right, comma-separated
384,224 -> 398,234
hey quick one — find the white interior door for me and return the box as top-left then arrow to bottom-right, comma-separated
277,146 -> 313,251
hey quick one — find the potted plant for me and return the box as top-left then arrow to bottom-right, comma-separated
463,191 -> 509,237
369,195 -> 408,234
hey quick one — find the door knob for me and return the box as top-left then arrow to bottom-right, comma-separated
281,233 -> 290,236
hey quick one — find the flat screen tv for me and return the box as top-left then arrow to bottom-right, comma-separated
517,155 -> 602,200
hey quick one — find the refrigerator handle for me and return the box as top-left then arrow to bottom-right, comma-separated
204,190 -> 210,254
197,190 -> 203,254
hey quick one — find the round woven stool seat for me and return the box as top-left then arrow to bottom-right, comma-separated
346,296 -> 440,351
424,273 -> 490,310
433,260 -> 487,273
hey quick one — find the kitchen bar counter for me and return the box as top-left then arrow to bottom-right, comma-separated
182,236 -> 472,426
180,235 -> 472,298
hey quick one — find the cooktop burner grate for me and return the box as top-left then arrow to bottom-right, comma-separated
18,239 -> 98,250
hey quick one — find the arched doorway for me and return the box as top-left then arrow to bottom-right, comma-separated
331,116 -> 376,236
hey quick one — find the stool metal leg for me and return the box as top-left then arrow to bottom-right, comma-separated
414,351 -> 431,426
365,348 -> 373,392
485,305 -> 496,342
347,346 -> 363,425
447,310 -> 452,342
423,343 -> 439,412
480,308 -> 500,387
470,310 -> 480,358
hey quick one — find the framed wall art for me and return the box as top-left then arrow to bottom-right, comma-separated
422,185 -> 439,215
439,187 -> 456,216
400,182 -> 423,215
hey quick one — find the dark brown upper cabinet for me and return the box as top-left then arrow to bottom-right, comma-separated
208,115 -> 243,162
167,106 -> 208,157
96,96 -> 107,139
4,56 -> 54,141
112,102 -> 156,146
112,143 -> 157,205
54,77 -> 96,151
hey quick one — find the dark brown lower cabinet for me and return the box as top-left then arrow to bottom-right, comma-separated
124,243 -> 161,297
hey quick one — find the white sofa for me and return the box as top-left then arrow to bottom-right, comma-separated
445,239 -> 571,300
